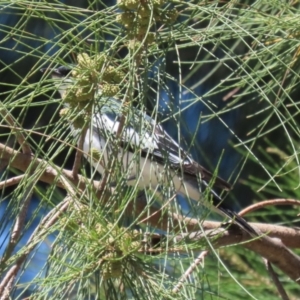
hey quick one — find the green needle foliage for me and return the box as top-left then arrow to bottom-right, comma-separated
1,0 -> 300,299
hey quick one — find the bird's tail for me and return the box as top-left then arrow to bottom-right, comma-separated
216,205 -> 257,236
204,181 -> 256,236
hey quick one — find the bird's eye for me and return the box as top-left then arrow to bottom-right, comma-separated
57,66 -> 72,76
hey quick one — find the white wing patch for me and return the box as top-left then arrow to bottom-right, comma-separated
92,101 -> 193,168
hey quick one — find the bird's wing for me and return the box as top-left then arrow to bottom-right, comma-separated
92,100 -> 231,190
152,124 -> 231,190
92,101 -> 190,163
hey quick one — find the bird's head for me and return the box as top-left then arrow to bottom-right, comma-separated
40,66 -> 74,99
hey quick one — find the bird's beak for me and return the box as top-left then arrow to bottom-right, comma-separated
40,68 -> 62,77
40,68 -> 47,73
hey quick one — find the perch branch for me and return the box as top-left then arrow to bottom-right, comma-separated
2,142 -> 300,287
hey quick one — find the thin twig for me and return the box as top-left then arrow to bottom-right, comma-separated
0,108 -> 31,155
0,142 -> 102,193
264,259 -> 290,300
239,198 -> 300,217
72,127 -> 88,178
97,98 -> 129,193
116,113 -> 126,139
1,179 -> 34,263
172,251 -> 209,293
0,109 -> 34,284
0,197 -> 72,299
137,194 -> 176,225
222,87 -> 240,101
0,175 -> 25,190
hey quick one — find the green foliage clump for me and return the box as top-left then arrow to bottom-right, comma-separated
90,147 -> 102,162
101,84 -> 120,97
88,223 -> 143,279
116,0 -> 178,45
58,53 -> 125,127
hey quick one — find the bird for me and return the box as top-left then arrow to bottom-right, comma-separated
41,65 -> 255,235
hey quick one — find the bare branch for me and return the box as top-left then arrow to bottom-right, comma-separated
0,174 -> 25,190
0,142 -> 102,193
172,251 -> 209,293
0,109 -> 35,278
1,180 -> 34,263
141,226 -> 300,285
239,199 -> 300,217
2,141 -> 300,288
244,235 -> 300,285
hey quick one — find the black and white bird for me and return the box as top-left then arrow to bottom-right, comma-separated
41,66 -> 255,234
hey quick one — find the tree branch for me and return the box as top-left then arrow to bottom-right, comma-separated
141,226 -> 300,286
2,142 -> 300,287
239,198 -> 300,217
0,142 -> 102,193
